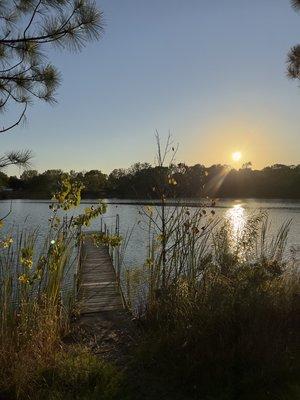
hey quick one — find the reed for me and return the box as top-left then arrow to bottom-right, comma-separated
0,176 -> 121,399
121,136 -> 299,399
124,207 -> 300,399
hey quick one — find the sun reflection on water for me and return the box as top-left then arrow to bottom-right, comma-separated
225,204 -> 247,248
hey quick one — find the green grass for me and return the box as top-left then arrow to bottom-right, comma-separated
32,346 -> 122,400
0,343 -> 122,400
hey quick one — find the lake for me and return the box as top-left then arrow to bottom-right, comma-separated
0,199 -> 299,269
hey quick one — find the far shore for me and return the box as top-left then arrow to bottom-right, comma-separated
0,196 -> 300,208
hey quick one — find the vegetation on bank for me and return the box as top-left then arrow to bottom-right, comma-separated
1,0 -> 298,396
1,162 -> 300,200
1,205 -> 299,399
0,170 -> 299,400
0,176 -> 123,400
119,138 -> 299,399
122,208 -> 300,399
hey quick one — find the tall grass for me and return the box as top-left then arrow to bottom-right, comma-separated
124,205 -> 299,399
0,176 -> 122,399
120,133 -> 299,398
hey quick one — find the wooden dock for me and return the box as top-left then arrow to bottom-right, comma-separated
77,233 -> 124,314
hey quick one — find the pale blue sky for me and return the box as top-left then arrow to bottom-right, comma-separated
2,0 -> 300,175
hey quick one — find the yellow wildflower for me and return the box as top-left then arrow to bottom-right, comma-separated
144,205 -> 153,215
145,258 -> 154,267
20,247 -> 34,268
156,234 -> 164,242
18,274 -> 30,284
168,177 -> 177,186
21,258 -> 33,268
0,236 -> 13,248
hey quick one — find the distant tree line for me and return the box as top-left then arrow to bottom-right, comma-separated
0,163 -> 300,199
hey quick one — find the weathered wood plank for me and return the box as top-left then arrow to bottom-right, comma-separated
76,233 -> 124,314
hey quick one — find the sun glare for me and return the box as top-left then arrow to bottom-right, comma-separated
232,151 -> 242,162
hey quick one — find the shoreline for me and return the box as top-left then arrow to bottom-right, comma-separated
0,198 -> 300,210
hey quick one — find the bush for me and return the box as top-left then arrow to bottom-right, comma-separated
124,209 -> 300,399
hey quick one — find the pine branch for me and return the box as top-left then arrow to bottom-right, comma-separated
0,149 -> 32,168
287,45 -> 300,79
0,0 -> 104,133
0,103 -> 27,133
291,0 -> 300,11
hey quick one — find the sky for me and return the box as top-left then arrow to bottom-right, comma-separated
2,0 -> 300,175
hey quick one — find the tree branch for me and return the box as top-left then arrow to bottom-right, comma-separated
0,103 -> 27,133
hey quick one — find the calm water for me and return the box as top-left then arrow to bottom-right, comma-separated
0,199 -> 299,269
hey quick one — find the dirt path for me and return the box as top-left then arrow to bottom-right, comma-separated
72,310 -> 136,366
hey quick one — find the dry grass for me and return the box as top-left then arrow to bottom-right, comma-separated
123,208 -> 300,399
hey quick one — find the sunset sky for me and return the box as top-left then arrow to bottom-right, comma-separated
2,0 -> 300,174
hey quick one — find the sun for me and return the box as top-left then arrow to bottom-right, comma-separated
232,151 -> 242,162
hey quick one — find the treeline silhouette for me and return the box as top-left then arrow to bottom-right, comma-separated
0,162 -> 299,199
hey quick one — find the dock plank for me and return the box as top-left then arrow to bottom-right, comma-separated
77,234 -> 124,314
